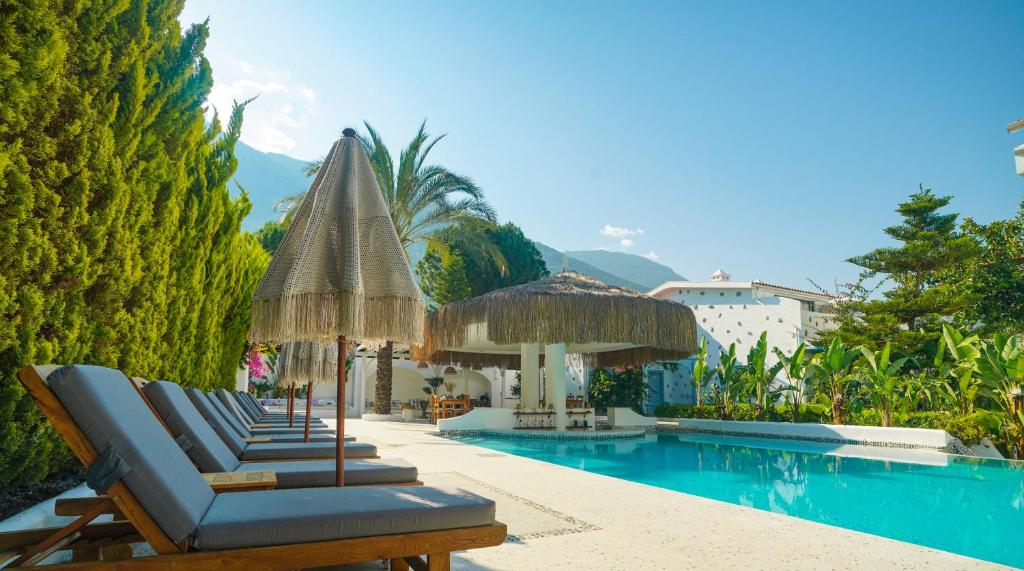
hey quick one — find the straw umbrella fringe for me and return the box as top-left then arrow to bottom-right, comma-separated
278,340 -> 345,439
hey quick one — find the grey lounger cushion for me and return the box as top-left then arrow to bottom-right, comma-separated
187,388 -> 250,455
237,458 -> 417,488
241,441 -> 376,461
194,486 -> 495,550
48,365 -> 215,543
145,381 -> 242,473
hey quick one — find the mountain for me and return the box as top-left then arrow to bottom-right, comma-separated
534,242 -> 649,292
564,250 -> 685,291
230,143 -> 685,292
232,141 -> 310,230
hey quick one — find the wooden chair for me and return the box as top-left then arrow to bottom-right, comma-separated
1,365 -> 506,570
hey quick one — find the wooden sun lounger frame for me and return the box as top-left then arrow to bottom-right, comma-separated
4,365 -> 505,570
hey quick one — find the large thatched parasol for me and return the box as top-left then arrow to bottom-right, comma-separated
417,271 -> 696,366
250,129 -> 423,486
415,272 -> 696,429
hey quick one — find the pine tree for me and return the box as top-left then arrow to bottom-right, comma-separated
828,186 -> 980,358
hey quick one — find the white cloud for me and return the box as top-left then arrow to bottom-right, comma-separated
619,238 -> 635,248
642,251 -> 660,261
205,61 -> 316,155
299,83 -> 316,103
601,224 -> 644,239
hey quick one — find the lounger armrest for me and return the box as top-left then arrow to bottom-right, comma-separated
244,437 -> 272,444
202,471 -> 277,492
54,497 -> 124,520
250,423 -> 271,428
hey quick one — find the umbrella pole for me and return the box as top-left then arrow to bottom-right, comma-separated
288,382 -> 295,427
336,335 -> 346,487
304,381 -> 313,442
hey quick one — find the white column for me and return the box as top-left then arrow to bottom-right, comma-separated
352,356 -> 364,416
520,343 -> 540,407
545,343 -> 567,431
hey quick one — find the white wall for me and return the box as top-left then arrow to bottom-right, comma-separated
648,284 -> 835,407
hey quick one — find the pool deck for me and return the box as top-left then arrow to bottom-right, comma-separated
341,418 -> 1009,571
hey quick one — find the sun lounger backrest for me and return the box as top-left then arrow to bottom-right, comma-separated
47,365 -> 214,543
234,392 -> 262,420
245,392 -> 267,413
186,389 -> 248,456
204,391 -> 252,438
146,381 -> 242,472
217,389 -> 256,425
229,391 -> 259,423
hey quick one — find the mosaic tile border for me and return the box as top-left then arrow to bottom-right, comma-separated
438,429 -> 645,441
649,424 -> 973,455
420,471 -> 600,542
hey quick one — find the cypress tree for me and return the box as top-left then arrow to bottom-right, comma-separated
0,0 -> 268,488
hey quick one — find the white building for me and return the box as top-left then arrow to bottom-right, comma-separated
1009,117 -> 1024,176
642,270 -> 835,410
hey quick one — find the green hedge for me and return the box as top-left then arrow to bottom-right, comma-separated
654,403 -> 997,445
0,1 -> 268,488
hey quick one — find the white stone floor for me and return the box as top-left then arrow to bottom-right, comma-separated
334,418 -> 1009,571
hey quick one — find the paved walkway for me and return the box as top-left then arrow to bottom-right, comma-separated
337,419 -> 1006,571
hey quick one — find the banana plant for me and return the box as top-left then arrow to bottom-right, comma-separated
935,324 -> 983,415
690,337 -> 715,414
743,332 -> 786,419
977,334 -> 1024,454
857,342 -> 911,427
713,343 -> 743,420
774,343 -> 814,423
809,338 -> 860,424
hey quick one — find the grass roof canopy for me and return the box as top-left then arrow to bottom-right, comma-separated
418,272 -> 697,367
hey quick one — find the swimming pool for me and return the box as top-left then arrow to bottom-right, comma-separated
446,432 -> 1024,568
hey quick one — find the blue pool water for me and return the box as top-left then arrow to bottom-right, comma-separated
447,432 -> 1024,568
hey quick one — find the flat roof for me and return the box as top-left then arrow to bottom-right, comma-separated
648,280 -> 833,302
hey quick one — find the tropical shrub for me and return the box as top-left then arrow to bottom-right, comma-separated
856,342 -> 911,427
809,339 -> 861,424
775,343 -> 814,423
0,1 -> 267,488
589,366 -> 647,413
710,343 -> 743,419
740,332 -> 786,419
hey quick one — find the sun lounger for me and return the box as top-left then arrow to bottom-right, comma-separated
3,364 -> 504,569
202,390 -> 336,437
228,390 -> 320,426
216,389 -> 327,428
233,391 -> 300,423
190,389 -> 343,447
144,380 -> 419,488
179,391 -> 375,460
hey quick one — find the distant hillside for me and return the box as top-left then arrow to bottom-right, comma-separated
565,250 -> 685,291
232,141 -> 309,230
534,242 -> 648,292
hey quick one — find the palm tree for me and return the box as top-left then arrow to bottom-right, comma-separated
306,121 -> 499,414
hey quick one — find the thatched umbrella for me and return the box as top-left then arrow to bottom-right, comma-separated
277,341 -> 340,436
415,272 -> 696,429
250,129 -> 423,486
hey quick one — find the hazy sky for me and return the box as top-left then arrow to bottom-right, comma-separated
180,0 -> 1024,290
